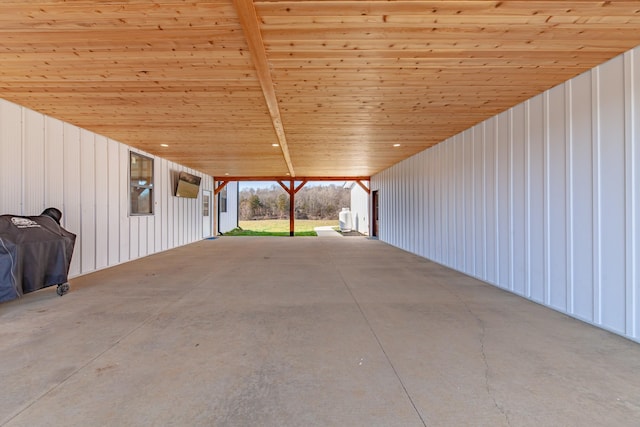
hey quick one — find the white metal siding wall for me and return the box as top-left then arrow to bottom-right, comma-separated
0,98 -> 214,278
372,46 -> 640,342
349,183 -> 369,235
218,181 -> 239,234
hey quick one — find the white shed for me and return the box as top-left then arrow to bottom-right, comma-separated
343,181 -> 369,236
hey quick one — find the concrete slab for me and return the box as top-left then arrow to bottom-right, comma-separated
313,226 -> 342,237
1,237 -> 640,426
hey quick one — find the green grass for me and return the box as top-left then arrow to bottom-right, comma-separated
223,229 -> 316,237
223,219 -> 338,236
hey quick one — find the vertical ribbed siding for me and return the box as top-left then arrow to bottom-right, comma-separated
0,97 -> 213,279
63,123 -> 82,276
79,129 -> 96,273
218,181 -> 239,234
371,45 -> 640,343
349,183 -> 369,235
45,118 -> 65,216
107,138 -> 120,266
23,109 -> 45,216
0,101 -> 22,214
629,48 -> 640,338
95,135 -> 109,270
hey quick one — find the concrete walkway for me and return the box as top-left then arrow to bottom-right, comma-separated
314,225 -> 343,237
2,237 -> 640,426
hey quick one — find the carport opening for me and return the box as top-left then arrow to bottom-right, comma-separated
218,179 -> 365,236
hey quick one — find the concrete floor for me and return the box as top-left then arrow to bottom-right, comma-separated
2,237 -> 640,427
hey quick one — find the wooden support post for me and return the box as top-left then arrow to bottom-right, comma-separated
289,180 -> 295,236
277,180 -> 309,236
277,180 -> 296,236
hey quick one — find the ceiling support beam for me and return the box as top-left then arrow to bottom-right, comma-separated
233,0 -> 295,177
294,180 -> 308,193
355,180 -> 370,194
214,180 -> 229,196
220,176 -> 370,182
276,180 -> 290,194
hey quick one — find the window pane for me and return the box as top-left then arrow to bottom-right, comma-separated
130,152 -> 154,215
131,186 -> 153,214
203,194 -> 210,217
219,186 -> 227,213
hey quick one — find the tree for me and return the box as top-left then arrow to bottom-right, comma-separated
238,183 -> 349,221
249,194 -> 262,218
276,193 -> 289,218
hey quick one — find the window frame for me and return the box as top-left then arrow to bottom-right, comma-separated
203,193 -> 210,217
219,185 -> 228,213
129,151 -> 155,216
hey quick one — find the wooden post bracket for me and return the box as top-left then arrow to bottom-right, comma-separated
275,180 -> 308,236
214,180 -> 229,196
355,180 -> 370,194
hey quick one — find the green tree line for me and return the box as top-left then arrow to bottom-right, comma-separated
239,184 -> 350,220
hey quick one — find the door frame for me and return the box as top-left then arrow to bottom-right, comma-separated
202,190 -> 212,237
371,190 -> 379,237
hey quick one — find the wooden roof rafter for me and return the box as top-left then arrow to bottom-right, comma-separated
233,0 -> 295,177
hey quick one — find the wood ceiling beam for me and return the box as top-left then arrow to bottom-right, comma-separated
233,0 -> 295,177
219,176 -> 370,182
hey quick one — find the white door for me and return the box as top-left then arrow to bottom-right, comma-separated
202,190 -> 212,237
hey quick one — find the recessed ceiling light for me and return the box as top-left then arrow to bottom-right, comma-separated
272,143 -> 279,147
160,143 -> 169,147
224,173 -> 229,176
393,143 -> 401,147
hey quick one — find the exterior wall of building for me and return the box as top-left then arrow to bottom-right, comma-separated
217,181 -> 239,234
0,98 -> 214,279
347,182 -> 370,235
372,46 -> 640,342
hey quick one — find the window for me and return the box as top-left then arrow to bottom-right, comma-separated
219,186 -> 227,213
130,152 -> 154,215
203,194 -> 210,217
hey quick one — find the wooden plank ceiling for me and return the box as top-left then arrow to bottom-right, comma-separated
1,1 -> 639,179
